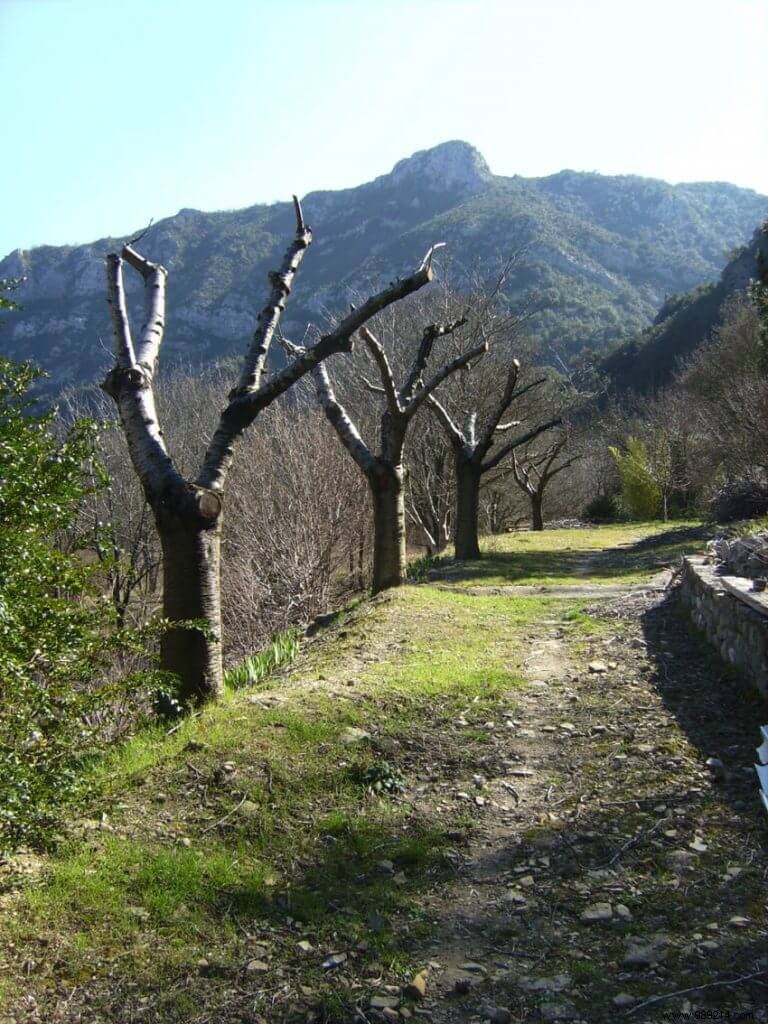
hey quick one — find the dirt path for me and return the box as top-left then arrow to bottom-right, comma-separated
388,582 -> 767,1024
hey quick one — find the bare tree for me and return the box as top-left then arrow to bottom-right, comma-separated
220,400 -> 371,662
305,292 -> 489,592
102,199 -> 438,704
406,411 -> 454,554
510,433 -> 579,530
426,362 -> 560,557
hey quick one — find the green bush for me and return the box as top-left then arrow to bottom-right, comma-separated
610,438 -> 663,519
0,359 -> 159,850
583,492 -> 626,523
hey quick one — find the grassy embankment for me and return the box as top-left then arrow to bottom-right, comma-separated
3,520 -> 765,1024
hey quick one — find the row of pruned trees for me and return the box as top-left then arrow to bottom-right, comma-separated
101,203 -> 573,707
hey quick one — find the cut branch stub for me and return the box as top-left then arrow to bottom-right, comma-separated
101,364 -> 151,400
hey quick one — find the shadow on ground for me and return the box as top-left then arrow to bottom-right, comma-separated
430,525 -> 713,586
641,589 -> 767,793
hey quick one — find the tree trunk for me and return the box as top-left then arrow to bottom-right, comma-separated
371,468 -> 407,593
454,459 -> 482,560
531,491 -> 544,532
155,487 -> 224,705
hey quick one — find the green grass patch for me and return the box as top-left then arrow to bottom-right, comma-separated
437,521 -> 709,587
0,583 -> 561,1016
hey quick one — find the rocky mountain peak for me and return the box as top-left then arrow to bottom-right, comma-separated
380,140 -> 492,192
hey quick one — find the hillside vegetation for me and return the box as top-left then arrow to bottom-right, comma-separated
604,221 -> 768,392
2,141 -> 766,394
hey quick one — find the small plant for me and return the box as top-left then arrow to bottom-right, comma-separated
359,760 -> 405,795
224,628 -> 301,689
407,552 -> 445,583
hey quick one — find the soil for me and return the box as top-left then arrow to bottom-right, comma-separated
396,582 -> 768,1023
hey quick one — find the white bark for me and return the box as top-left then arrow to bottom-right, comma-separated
312,362 -> 379,477
103,254 -> 181,501
122,244 -> 167,375
236,196 -> 312,393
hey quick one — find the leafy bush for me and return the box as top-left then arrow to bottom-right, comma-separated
708,480 -> 768,524
583,492 -> 626,523
0,359 -> 161,850
0,360 -> 102,846
610,438 -> 662,519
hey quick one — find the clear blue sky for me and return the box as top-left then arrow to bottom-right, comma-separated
1,0 -> 766,256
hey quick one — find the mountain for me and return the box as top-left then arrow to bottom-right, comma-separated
1,141 -> 766,393
602,221 -> 768,392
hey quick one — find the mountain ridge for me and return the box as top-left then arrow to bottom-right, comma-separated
2,140 -> 767,393
602,221 -> 768,392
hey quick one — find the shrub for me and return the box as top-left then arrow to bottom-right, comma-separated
708,480 -> 768,523
583,492 -> 626,523
0,359 -> 159,850
610,438 -> 663,519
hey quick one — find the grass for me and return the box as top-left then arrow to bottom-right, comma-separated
431,520 -> 711,587
0,580 -> 576,1021
2,519 -> 759,1024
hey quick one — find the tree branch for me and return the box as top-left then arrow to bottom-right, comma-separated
360,325 -> 401,413
236,195 -> 312,393
197,244 -> 440,491
482,418 -> 562,472
311,361 -> 378,477
401,316 -> 468,401
425,394 -> 465,447
408,338 -> 489,416
543,453 -> 579,483
105,255 -> 136,370
509,376 -> 549,403
476,359 -> 520,451
510,449 -> 533,493
102,255 -> 182,500
625,971 -> 767,1018
121,244 -> 167,375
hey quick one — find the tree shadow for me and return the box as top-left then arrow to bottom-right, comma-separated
431,524 -> 713,586
640,588 -> 766,803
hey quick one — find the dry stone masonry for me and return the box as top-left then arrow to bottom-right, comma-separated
680,552 -> 768,699
680,547 -> 768,817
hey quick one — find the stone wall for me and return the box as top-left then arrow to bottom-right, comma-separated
680,556 -> 768,698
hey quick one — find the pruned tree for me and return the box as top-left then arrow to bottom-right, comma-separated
304,287 -> 489,592
102,199 -> 438,704
510,433 -> 579,530
426,362 -> 560,557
